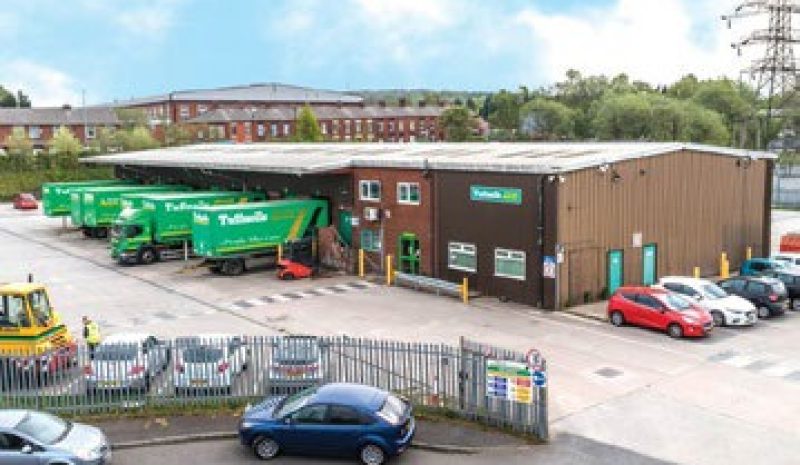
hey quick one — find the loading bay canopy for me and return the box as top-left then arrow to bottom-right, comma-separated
83,142 -> 777,176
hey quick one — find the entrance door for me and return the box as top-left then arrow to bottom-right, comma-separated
607,250 -> 624,295
398,233 -> 420,274
642,244 -> 657,286
337,210 -> 352,246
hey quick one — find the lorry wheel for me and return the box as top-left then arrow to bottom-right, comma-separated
137,247 -> 158,265
210,265 -> 222,275
82,228 -> 93,238
95,228 -> 108,239
281,272 -> 296,281
222,259 -> 245,276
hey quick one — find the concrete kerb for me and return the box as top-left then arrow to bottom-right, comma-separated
111,431 -> 525,455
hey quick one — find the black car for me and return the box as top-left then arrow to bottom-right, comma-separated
718,276 -> 788,318
764,269 -> 800,310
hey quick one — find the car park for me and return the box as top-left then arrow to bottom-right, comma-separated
607,286 -> 714,338
85,333 -> 170,393
655,276 -> 757,327
739,258 -> 786,276
12,193 -> 38,211
266,335 -> 323,395
174,334 -> 249,394
0,409 -> 110,464
762,268 -> 800,309
718,276 -> 788,318
239,383 -> 415,465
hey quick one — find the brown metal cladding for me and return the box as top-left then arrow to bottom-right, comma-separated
556,149 -> 769,306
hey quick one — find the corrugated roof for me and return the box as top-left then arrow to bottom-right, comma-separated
82,142 -> 777,176
0,107 -> 119,125
108,83 -> 363,107
187,105 -> 445,124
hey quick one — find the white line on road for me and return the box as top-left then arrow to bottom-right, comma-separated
721,354 -> 760,368
268,295 -> 292,303
761,363 -> 798,377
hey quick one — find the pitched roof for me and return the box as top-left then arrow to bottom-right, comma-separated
0,107 -> 119,126
83,141 -> 777,176
108,83 -> 363,107
186,105 -> 445,124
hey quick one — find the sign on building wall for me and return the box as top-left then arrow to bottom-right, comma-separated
469,185 -> 523,205
486,359 -> 535,404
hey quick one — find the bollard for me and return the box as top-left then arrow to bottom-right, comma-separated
386,255 -> 393,285
746,246 -> 752,260
358,249 -> 365,278
277,244 -> 283,262
693,266 -> 700,278
720,252 -> 729,279
462,277 -> 469,304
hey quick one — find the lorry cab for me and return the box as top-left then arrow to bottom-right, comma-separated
111,208 -> 154,264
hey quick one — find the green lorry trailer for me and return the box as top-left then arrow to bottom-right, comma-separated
111,191 -> 265,265
41,180 -> 133,217
70,185 -> 190,238
192,199 -> 329,276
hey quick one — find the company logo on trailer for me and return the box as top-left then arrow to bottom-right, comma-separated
218,211 -> 269,226
165,201 -> 206,213
193,212 -> 210,226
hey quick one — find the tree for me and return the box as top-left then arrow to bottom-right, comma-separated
4,127 -> 33,156
164,123 -> 193,146
0,86 -> 31,108
681,103 -> 730,146
668,74 -> 700,100
466,97 -> 477,112
487,90 -> 520,132
294,105 -> 323,142
117,126 -> 160,151
692,79 -> 751,129
593,93 -> 653,140
519,98 -> 575,140
439,106 -> 473,142
49,126 -> 83,156
89,127 -> 120,154
115,108 -> 149,130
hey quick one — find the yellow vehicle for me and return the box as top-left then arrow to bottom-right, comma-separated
0,283 -> 76,385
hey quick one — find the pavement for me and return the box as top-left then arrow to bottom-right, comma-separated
3,207 -> 800,465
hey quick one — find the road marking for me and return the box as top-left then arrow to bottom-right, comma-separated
269,295 -> 292,303
721,354 -> 760,368
761,363 -> 798,378
246,298 -> 263,307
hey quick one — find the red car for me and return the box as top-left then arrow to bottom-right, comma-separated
607,286 -> 714,338
13,193 -> 38,210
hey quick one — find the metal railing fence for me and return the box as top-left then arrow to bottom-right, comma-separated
0,335 -> 548,440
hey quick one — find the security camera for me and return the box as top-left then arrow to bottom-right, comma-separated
558,175 -> 566,183
598,164 -> 610,173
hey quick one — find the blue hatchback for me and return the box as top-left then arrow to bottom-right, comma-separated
239,383 -> 415,464
740,258 -> 785,276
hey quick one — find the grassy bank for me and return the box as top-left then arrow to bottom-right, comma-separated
0,167 -> 115,201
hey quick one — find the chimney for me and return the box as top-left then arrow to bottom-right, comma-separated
62,104 -> 72,111
399,97 -> 408,107
418,100 -> 426,108
378,100 -> 386,108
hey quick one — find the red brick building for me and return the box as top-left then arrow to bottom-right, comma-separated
0,107 -> 119,150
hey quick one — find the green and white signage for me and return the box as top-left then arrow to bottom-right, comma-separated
470,185 -> 522,205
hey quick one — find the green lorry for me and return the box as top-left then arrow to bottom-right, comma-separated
111,191 -> 265,265
42,180 -> 133,217
192,199 -> 329,276
71,185 -> 190,238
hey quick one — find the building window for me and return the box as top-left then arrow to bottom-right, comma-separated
367,120 -> 373,134
197,104 -> 208,114
398,120 -> 405,132
397,182 -> 420,205
409,119 -> 416,131
355,120 -> 362,134
28,126 -> 41,139
179,105 -> 190,120
377,121 -> 384,133
283,123 -> 290,136
345,120 -> 352,134
85,126 -> 96,139
321,122 -> 328,135
333,119 -> 340,133
495,248 -> 526,280
270,123 -> 278,137
359,180 -> 381,201
257,123 -> 265,137
448,242 -> 477,273
360,229 -> 382,252
52,125 -> 61,135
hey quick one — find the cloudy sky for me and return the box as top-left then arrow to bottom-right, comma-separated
0,0 -> 758,106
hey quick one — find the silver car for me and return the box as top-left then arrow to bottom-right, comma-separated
85,333 -> 170,393
0,409 -> 110,464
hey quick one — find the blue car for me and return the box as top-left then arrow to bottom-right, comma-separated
239,383 -> 415,464
740,258 -> 785,276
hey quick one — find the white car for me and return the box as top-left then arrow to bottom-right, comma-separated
85,332 -> 170,393
655,276 -> 757,327
173,334 -> 248,394
772,253 -> 800,269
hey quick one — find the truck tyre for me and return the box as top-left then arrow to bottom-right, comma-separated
281,272 -> 295,281
222,259 -> 245,276
137,247 -> 158,265
95,228 -> 108,239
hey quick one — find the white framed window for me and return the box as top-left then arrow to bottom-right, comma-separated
397,182 -> 420,205
28,126 -> 41,139
257,123 -> 265,137
345,120 -> 352,134
179,105 -> 190,120
321,122 -> 328,135
495,248 -> 526,280
283,123 -> 290,136
85,125 -> 96,139
52,125 -> 61,136
270,123 -> 278,137
355,120 -> 362,134
448,242 -> 477,273
197,104 -> 208,114
398,120 -> 405,131
409,119 -> 416,131
359,180 -> 381,202
360,229 -> 382,252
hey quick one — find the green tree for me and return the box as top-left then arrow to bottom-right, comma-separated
519,98 -> 575,140
439,106 -> 473,142
487,90 -> 520,132
0,86 -> 31,108
117,126 -> 160,151
89,127 -> 120,154
164,123 -> 193,146
294,105 -> 323,142
4,127 -> 33,156
593,93 -> 653,140
668,74 -> 700,100
692,79 -> 751,130
49,126 -> 83,156
681,103 -> 730,145
466,97 -> 477,112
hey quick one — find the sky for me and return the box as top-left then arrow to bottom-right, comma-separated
0,0 -> 761,106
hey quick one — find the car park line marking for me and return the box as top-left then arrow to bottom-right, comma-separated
246,298 -> 264,307
269,294 -> 292,303
761,363 -> 798,378
744,359 -> 776,372
233,299 -> 254,308
721,354 -> 760,368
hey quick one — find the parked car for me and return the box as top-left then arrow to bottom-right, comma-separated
772,253 -> 800,269
84,333 -> 170,393
12,193 -> 38,210
266,335 -> 323,395
239,383 -> 415,465
0,409 -> 110,464
607,286 -> 714,338
718,276 -> 788,318
655,276 -> 757,327
739,258 -> 785,276
174,334 -> 249,394
762,268 -> 800,309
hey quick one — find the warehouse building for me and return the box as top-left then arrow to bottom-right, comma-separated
86,142 -> 775,309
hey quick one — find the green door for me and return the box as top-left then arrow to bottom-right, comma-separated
398,233 -> 420,274
642,243 -> 657,285
337,210 -> 352,246
607,249 -> 624,295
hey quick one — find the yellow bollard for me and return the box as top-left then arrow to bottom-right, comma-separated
277,244 -> 282,262
721,252 -> 730,279
693,266 -> 700,278
386,255 -> 393,285
746,246 -> 752,260
358,249 -> 365,278
462,277 -> 469,304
